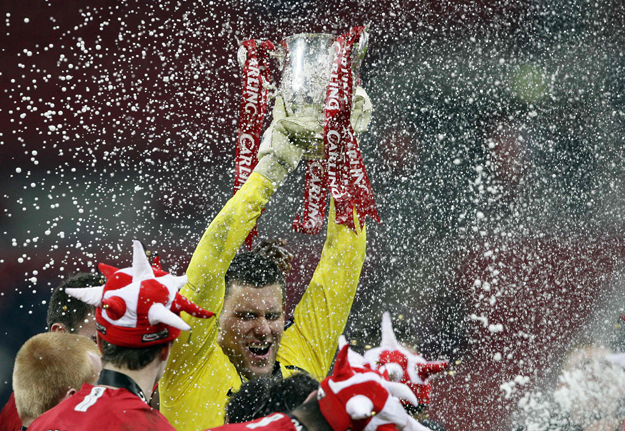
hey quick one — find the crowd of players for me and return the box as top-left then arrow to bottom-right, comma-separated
0,90 -> 450,431
0,259 -> 446,431
0,250 -> 447,431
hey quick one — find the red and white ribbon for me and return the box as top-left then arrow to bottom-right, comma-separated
320,26 -> 379,232
234,39 -> 275,247
292,159 -> 328,234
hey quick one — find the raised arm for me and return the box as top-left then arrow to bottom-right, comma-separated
180,173 -> 276,318
278,199 -> 367,380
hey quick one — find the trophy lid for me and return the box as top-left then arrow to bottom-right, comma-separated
276,30 -> 368,72
280,33 -> 336,46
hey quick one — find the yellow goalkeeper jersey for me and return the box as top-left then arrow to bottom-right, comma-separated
159,172 -> 366,431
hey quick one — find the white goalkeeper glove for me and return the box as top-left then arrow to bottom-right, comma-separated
254,96 -> 322,187
350,86 -> 373,134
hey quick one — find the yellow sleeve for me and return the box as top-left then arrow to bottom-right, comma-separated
180,172 -> 275,315
277,199 -> 367,381
160,172 -> 274,421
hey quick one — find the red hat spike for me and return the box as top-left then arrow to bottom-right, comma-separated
333,344 -> 355,380
339,335 -> 370,370
99,263 -> 120,280
171,293 -> 215,319
416,361 -> 449,380
621,315 -> 625,323
380,312 -> 401,350
101,296 -> 128,321
152,254 -> 162,271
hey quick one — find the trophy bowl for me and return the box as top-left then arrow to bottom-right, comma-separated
274,31 -> 368,159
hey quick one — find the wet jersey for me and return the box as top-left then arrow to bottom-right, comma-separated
28,383 -> 175,431
160,172 -> 367,431
0,393 -> 21,431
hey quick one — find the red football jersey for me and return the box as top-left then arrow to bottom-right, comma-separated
28,383 -> 175,431
207,413 -> 299,431
0,393 -> 22,431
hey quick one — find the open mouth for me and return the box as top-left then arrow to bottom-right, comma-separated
247,343 -> 271,359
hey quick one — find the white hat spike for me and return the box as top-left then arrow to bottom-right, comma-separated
132,240 -> 155,283
148,302 -> 191,331
339,335 -> 349,350
381,311 -> 400,350
65,286 -> 105,307
157,273 -> 188,293
339,335 -> 367,368
380,379 -> 419,406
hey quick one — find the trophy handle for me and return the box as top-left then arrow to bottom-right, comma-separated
236,44 -> 248,69
351,27 -> 369,82
267,46 -> 284,100
237,41 -> 281,100
269,44 -> 286,69
353,27 -> 369,62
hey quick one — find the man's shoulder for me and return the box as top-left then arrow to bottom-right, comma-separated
276,334 -> 318,378
30,385 -> 174,431
0,392 -> 21,431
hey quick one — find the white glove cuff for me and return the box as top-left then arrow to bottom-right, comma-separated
254,156 -> 289,189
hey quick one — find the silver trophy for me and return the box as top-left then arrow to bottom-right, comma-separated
274,31 -> 368,158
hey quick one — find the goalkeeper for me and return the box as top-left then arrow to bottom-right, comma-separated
160,89 -> 372,431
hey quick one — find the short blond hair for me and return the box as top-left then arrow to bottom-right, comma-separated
13,332 -> 100,420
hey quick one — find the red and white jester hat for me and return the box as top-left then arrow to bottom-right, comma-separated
363,313 -> 448,406
66,240 -> 214,347
318,344 -> 432,431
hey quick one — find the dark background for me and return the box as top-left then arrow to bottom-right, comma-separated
1,0 -> 625,429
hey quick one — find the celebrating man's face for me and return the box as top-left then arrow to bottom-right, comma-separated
218,283 -> 285,380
